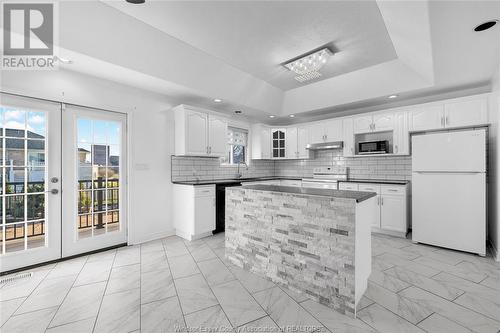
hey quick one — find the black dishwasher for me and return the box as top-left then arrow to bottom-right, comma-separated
215,182 -> 242,233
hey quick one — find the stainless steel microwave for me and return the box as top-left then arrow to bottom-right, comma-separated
358,140 -> 389,155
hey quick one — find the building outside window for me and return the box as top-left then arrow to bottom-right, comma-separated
221,127 -> 248,165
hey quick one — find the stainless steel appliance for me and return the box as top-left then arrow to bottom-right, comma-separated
301,167 -> 347,189
358,140 -> 389,155
306,141 -> 343,150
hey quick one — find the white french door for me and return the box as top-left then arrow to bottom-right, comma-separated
62,105 -> 127,257
0,94 -> 62,272
0,94 -> 127,272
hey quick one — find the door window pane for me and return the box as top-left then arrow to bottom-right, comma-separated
27,194 -> 45,220
1,106 -> 47,255
76,118 -> 122,238
6,138 -> 25,166
27,221 -> 45,249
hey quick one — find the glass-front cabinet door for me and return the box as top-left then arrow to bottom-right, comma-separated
272,128 -> 286,158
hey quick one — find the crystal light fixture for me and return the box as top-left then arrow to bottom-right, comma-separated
284,48 -> 333,82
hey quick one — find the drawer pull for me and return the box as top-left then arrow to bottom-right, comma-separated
387,189 -> 398,192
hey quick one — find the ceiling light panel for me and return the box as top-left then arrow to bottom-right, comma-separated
284,48 -> 333,83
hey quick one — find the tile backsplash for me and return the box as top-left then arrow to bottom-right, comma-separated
275,150 -> 412,180
171,156 -> 275,182
171,150 -> 411,182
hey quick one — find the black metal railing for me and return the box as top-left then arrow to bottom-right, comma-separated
3,178 -> 120,242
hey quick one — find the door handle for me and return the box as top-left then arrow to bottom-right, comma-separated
46,189 -> 59,195
50,177 -> 59,183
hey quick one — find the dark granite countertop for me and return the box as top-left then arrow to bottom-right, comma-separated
172,176 -> 302,186
233,184 -> 377,203
339,179 -> 409,185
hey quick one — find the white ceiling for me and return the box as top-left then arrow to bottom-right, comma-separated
2,0 -> 500,124
103,0 -> 398,90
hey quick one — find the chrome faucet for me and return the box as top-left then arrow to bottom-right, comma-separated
236,161 -> 247,179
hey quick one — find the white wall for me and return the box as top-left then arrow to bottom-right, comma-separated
489,65 -> 500,260
1,69 -> 176,244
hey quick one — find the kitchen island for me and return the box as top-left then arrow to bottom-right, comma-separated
225,185 -> 377,317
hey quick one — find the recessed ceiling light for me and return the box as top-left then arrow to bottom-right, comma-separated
269,115 -> 275,118
388,95 -> 398,99
234,110 -> 242,114
126,0 -> 145,4
474,20 -> 498,32
213,98 -> 222,103
289,115 -> 295,118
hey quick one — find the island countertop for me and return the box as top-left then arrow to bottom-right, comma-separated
241,184 -> 377,202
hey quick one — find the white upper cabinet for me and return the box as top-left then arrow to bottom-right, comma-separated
285,127 -> 298,159
394,111 -> 409,155
354,112 -> 394,134
409,95 -> 489,132
353,115 -> 373,134
271,128 -> 286,158
297,126 -> 310,159
251,124 -> 271,160
309,119 -> 342,143
373,113 -> 394,132
174,105 -> 227,156
444,98 -> 488,128
342,117 -> 354,157
324,119 -> 343,141
184,109 -> 208,155
208,115 -> 227,156
409,105 -> 444,132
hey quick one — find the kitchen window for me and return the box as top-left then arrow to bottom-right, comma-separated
221,127 -> 247,165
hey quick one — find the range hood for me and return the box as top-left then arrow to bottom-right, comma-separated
306,141 -> 343,150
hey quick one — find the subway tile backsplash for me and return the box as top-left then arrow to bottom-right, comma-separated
171,150 -> 411,182
275,150 -> 412,180
171,156 -> 275,182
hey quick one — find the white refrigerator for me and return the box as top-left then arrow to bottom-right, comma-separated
412,128 -> 486,256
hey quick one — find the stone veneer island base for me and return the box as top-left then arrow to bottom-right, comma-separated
225,185 -> 377,317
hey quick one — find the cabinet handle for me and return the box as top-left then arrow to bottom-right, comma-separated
351,147 -> 354,154
445,116 -> 448,126
387,189 -> 398,192
441,117 -> 444,127
381,197 -> 384,205
377,197 -> 380,205
395,145 -> 398,153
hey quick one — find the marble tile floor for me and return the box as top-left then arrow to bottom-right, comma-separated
1,232 -> 499,333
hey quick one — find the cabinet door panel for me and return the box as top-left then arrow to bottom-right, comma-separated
297,126 -> 310,159
342,118 -> 354,157
261,127 -> 271,159
373,113 -> 394,132
394,112 -> 409,155
309,123 -> 325,144
410,105 -> 444,132
286,127 -> 298,159
381,195 -> 406,233
194,195 -> 215,234
208,115 -> 227,156
186,110 -> 208,155
353,115 -> 373,134
324,119 -> 343,141
445,98 -> 488,128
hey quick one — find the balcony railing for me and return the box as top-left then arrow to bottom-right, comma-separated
3,178 -> 119,242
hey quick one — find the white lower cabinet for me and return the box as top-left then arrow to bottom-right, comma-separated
380,194 -> 406,233
173,184 -> 215,241
340,182 -> 409,237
